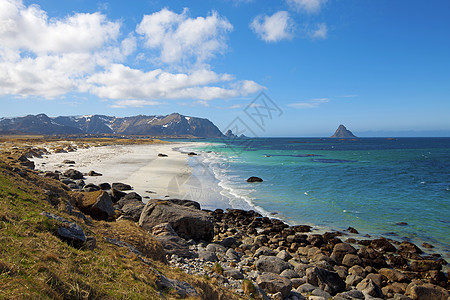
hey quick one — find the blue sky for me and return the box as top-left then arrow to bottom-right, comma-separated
1,0 -> 449,136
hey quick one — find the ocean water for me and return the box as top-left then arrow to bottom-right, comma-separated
180,138 -> 450,259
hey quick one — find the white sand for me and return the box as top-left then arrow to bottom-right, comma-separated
31,142 -> 203,201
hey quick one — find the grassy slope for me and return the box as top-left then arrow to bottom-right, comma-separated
0,139 -> 241,299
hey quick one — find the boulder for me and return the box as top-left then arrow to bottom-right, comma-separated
331,243 -> 357,263
158,153 -> 168,157
121,202 -> 145,222
256,272 -> 292,298
255,255 -> 293,274
83,183 -> 100,192
156,274 -> 199,298
379,268 -> 409,282
151,223 -> 195,258
306,266 -> 346,295
335,290 -> 365,299
371,238 -> 396,252
254,246 -> 276,257
409,260 -> 442,272
74,191 -> 115,220
64,169 -> 84,180
87,170 -> 102,176
187,152 -> 198,156
165,199 -> 200,210
405,282 -> 449,300
111,182 -> 132,191
41,212 -> 86,248
356,278 -> 383,298
198,250 -> 218,262
98,183 -> 111,190
247,176 -> 263,183
139,200 -> 214,241
277,250 -> 293,262
342,254 -> 363,267
223,268 -> 244,280
397,241 -> 422,254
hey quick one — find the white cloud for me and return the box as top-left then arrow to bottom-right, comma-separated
250,11 -> 294,42
287,0 -> 327,14
0,1 -> 262,104
87,64 -> 263,101
136,8 -> 233,66
287,97 -> 330,109
309,23 -> 327,39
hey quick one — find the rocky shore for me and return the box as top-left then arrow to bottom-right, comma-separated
16,145 -> 450,300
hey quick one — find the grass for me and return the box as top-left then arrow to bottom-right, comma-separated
0,138 -> 244,299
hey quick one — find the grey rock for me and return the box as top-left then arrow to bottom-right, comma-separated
223,268 -> 244,280
296,283 -> 317,293
225,248 -> 240,261
206,243 -> 226,253
82,191 -> 115,220
112,182 -> 132,191
156,274 -> 199,298
255,255 -> 293,274
345,274 -> 364,287
312,288 -> 331,299
198,250 -> 218,262
331,243 -> 357,264
98,182 -> 111,190
152,223 -> 196,258
63,169 -> 84,180
41,212 -> 86,248
277,250 -> 293,261
306,266 -> 346,295
165,199 -> 201,210
256,272 -> 292,298
335,289 -> 365,299
342,254 -> 362,267
254,246 -> 276,257
356,278 -> 383,298
139,200 -> 214,241
405,282 -> 449,300
121,202 -> 145,222
280,269 -> 300,279
220,236 -> 238,248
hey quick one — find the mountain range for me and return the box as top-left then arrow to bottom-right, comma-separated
0,113 -> 224,138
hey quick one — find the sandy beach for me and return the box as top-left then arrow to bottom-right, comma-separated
31,142 -> 205,202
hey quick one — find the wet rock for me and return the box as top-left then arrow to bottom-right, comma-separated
421,242 -> 434,249
111,182 -> 132,191
409,260 -> 442,272
63,159 -> 75,164
371,238 -> 396,252
247,176 -> 263,183
379,268 -> 409,282
157,153 -> 168,157
347,227 -> 359,234
356,278 -> 383,298
83,183 -> 100,192
64,169 -> 84,180
306,266 -> 346,295
255,256 -> 293,274
139,200 -> 214,242
256,272 -> 292,298
397,241 -> 422,254
405,282 -> 449,300
187,152 -> 198,156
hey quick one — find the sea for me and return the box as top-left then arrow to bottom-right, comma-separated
173,137 -> 450,260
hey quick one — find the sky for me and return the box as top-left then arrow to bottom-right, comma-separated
0,0 -> 449,137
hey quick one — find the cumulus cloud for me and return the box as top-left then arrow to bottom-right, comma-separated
87,64 -> 263,101
287,98 -> 330,109
0,1 -> 262,104
136,8 -> 233,66
250,11 -> 294,42
309,23 -> 327,39
287,0 -> 327,14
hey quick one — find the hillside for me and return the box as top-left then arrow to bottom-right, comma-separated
0,113 -> 223,138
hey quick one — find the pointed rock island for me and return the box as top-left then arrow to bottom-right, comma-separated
330,124 -> 357,138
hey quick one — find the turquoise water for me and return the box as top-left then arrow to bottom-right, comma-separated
183,138 -> 450,259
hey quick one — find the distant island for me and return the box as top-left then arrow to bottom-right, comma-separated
330,124 -> 357,138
